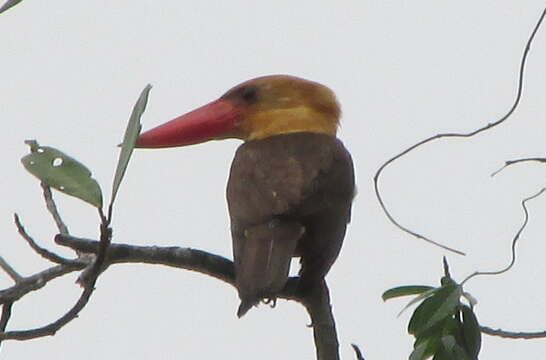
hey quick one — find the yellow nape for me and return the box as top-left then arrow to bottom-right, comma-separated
220,74 -> 341,141
243,106 -> 338,141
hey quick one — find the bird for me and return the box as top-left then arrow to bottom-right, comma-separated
135,75 -> 355,317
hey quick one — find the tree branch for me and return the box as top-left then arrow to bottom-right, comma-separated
481,326 -> 546,339
491,157 -> 546,177
300,280 -> 340,360
0,263 -> 84,305
40,183 -> 69,235
373,6 -> 546,256
0,0 -> 23,14
0,257 -> 23,283
55,235 -> 340,358
0,189 -> 112,341
351,344 -> 365,360
55,234 -> 235,284
2,232 -> 341,358
462,186 -> 546,284
0,302 -> 13,349
1,282 -> 95,341
13,213 -> 77,266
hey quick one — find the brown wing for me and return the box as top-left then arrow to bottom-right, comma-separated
226,132 -> 354,315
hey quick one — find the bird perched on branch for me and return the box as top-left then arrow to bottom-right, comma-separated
136,75 -> 355,317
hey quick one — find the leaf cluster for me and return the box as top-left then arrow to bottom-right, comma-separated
383,274 -> 481,360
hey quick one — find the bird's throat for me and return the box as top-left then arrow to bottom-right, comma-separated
243,107 -> 338,141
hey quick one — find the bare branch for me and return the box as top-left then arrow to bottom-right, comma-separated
55,234 -> 235,284
0,263 -> 85,305
56,234 -> 302,298
299,280 -> 339,360
40,183 -> 69,235
491,157 -> 546,177
0,303 -> 13,333
55,234 -> 339,356
1,283 -> 93,341
481,326 -> 546,339
13,214 -> 77,265
0,0 -> 23,14
0,257 -> 23,283
462,186 -> 546,284
4,232 -> 339,356
0,215 -> 111,341
443,256 -> 451,279
351,344 -> 365,360
373,6 -> 546,256
55,234 -> 310,301
0,302 -> 13,349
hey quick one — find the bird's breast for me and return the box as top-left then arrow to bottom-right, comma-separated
226,132 -> 354,226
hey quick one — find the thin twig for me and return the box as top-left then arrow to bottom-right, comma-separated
0,263 -> 85,305
351,344 -> 365,360
481,326 -> 546,339
373,6 -> 546,256
13,214 -> 76,265
0,257 -> 23,283
462,186 -> 546,284
0,302 -> 13,349
107,203 -> 114,226
0,0 -> 23,15
442,256 -> 451,279
55,234 -> 235,284
40,183 -> 69,235
0,284 -> 94,340
491,157 -> 546,177
0,303 -> 13,332
0,213 -> 110,341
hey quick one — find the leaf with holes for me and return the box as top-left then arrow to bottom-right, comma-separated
111,84 -> 151,206
21,140 -> 103,208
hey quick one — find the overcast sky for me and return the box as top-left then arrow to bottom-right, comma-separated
2,1 -> 546,359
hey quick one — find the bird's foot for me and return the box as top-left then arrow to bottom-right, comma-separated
262,297 -> 277,308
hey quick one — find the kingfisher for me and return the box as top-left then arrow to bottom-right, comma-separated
136,75 -> 355,317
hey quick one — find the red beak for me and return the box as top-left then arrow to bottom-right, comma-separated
135,99 -> 242,148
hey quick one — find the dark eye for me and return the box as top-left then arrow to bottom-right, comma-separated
240,86 -> 258,103
220,84 -> 259,104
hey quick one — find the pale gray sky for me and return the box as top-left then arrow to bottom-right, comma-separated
2,1 -> 545,359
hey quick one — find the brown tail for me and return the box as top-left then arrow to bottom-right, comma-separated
234,219 -> 304,317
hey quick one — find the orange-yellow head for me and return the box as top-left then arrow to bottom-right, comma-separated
135,75 -> 341,148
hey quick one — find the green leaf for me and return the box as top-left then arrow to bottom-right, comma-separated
461,305 -> 481,360
408,283 -> 462,336
409,338 -> 430,360
413,317 -> 457,360
398,287 -> 439,317
0,0 -> 23,14
382,285 -> 435,301
413,333 -> 440,360
21,140 -> 103,208
110,84 -> 151,206
433,336 -> 469,360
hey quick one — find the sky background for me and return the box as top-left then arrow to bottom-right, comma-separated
1,1 -> 546,359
